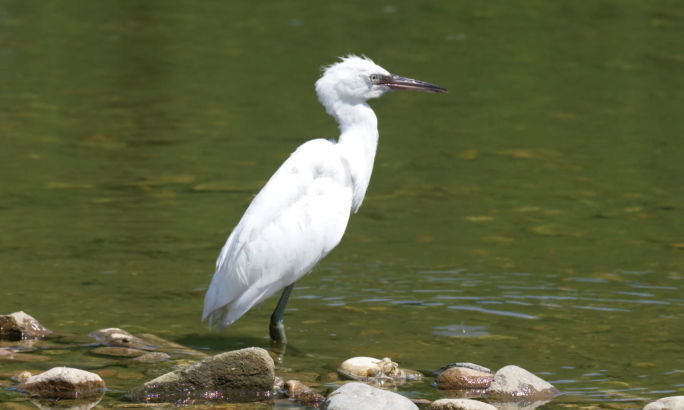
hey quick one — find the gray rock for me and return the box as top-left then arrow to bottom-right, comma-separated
434,367 -> 493,390
487,365 -> 561,400
0,311 -> 52,340
427,399 -> 499,410
19,367 -> 106,399
644,396 -> 684,410
129,347 -> 274,404
322,382 -> 418,410
436,363 -> 492,375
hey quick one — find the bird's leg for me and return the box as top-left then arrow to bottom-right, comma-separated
269,283 -> 294,344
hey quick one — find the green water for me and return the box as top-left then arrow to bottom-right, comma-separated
1,0 -> 683,408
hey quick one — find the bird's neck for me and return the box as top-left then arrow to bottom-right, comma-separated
333,102 -> 379,213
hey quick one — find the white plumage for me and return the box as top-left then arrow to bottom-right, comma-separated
203,56 -> 446,338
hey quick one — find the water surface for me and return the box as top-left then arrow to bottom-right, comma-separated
1,1 -> 683,408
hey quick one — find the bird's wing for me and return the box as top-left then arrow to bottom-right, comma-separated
203,139 -> 353,331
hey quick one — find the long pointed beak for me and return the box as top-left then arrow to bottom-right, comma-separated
377,74 -> 447,93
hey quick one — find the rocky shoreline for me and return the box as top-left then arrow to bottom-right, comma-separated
0,311 -> 680,410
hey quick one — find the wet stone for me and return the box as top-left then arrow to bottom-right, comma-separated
338,356 -> 421,381
643,396 -> 684,410
487,365 -> 561,400
283,379 -> 311,397
88,328 -> 155,350
0,312 -> 52,341
436,363 -> 492,375
19,367 -> 106,399
91,346 -> 147,357
15,371 -> 33,382
137,333 -> 207,357
129,347 -> 274,404
298,390 -> 327,407
135,352 -> 171,363
274,376 -> 284,390
427,399 -> 499,410
434,367 -> 493,390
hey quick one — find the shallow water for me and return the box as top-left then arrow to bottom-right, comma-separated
1,0 -> 683,409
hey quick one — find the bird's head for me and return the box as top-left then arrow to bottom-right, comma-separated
315,55 -> 446,110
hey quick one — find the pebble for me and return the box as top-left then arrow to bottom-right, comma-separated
643,396 -> 684,410
322,382 -> 418,410
15,371 -> 33,382
273,376 -> 284,390
427,399 -> 499,410
0,311 -> 52,340
487,365 -> 561,400
19,366 -> 106,399
436,363 -> 492,375
434,367 -> 493,390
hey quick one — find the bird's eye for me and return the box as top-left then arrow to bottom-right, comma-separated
370,74 -> 380,83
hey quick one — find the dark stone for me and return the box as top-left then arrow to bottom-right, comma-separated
0,312 -> 52,340
434,367 -> 493,390
435,362 -> 492,375
129,347 -> 275,404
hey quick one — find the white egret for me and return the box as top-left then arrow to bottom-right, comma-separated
203,55 -> 446,343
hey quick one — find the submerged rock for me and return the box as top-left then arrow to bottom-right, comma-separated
19,367 -> 106,399
338,357 -> 423,382
323,382 -> 417,410
436,363 -> 492,375
282,379 -> 325,406
298,390 -> 327,407
137,333 -> 207,357
427,399 -> 498,410
487,365 -> 561,400
129,347 -> 274,404
644,396 -> 684,410
0,352 -> 52,363
0,311 -> 52,340
434,367 -> 493,390
91,346 -> 146,357
135,352 -> 171,363
283,380 -> 311,397
88,328 -> 154,350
